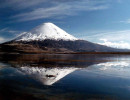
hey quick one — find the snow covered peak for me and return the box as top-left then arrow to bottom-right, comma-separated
15,22 -> 78,41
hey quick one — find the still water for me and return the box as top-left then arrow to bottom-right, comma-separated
0,54 -> 130,100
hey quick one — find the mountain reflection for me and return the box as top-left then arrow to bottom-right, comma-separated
18,67 -> 79,85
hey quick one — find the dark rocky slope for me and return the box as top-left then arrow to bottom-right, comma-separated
0,39 -> 124,54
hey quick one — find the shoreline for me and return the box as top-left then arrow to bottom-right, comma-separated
1,52 -> 130,55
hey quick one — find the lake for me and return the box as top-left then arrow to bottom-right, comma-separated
0,54 -> 130,100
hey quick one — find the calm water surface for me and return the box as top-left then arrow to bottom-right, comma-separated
0,54 -> 130,100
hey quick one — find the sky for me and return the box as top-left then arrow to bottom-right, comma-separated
0,0 -> 130,49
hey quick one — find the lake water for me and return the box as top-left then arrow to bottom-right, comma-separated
0,54 -> 130,100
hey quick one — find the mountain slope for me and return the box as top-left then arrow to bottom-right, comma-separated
0,39 -> 122,54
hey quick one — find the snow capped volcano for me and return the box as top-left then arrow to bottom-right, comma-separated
15,22 -> 78,41
0,22 -> 123,54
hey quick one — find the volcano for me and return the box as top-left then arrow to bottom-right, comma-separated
0,22 -> 127,54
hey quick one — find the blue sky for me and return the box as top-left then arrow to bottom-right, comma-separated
0,0 -> 130,49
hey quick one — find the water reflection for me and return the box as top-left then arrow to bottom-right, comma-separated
0,54 -> 114,86
0,54 -> 130,100
19,67 -> 79,85
0,54 -> 122,68
87,61 -> 130,78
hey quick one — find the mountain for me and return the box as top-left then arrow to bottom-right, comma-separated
0,22 -> 128,54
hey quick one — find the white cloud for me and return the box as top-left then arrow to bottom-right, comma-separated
0,0 -> 47,9
0,37 -> 4,42
10,0 -> 109,22
0,28 -> 8,32
0,28 -> 20,34
97,61 -> 129,70
85,30 -> 130,41
120,19 -> 130,24
0,37 -> 7,43
0,36 -> 14,43
99,39 -> 130,49
0,28 -> 22,43
80,30 -> 130,49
